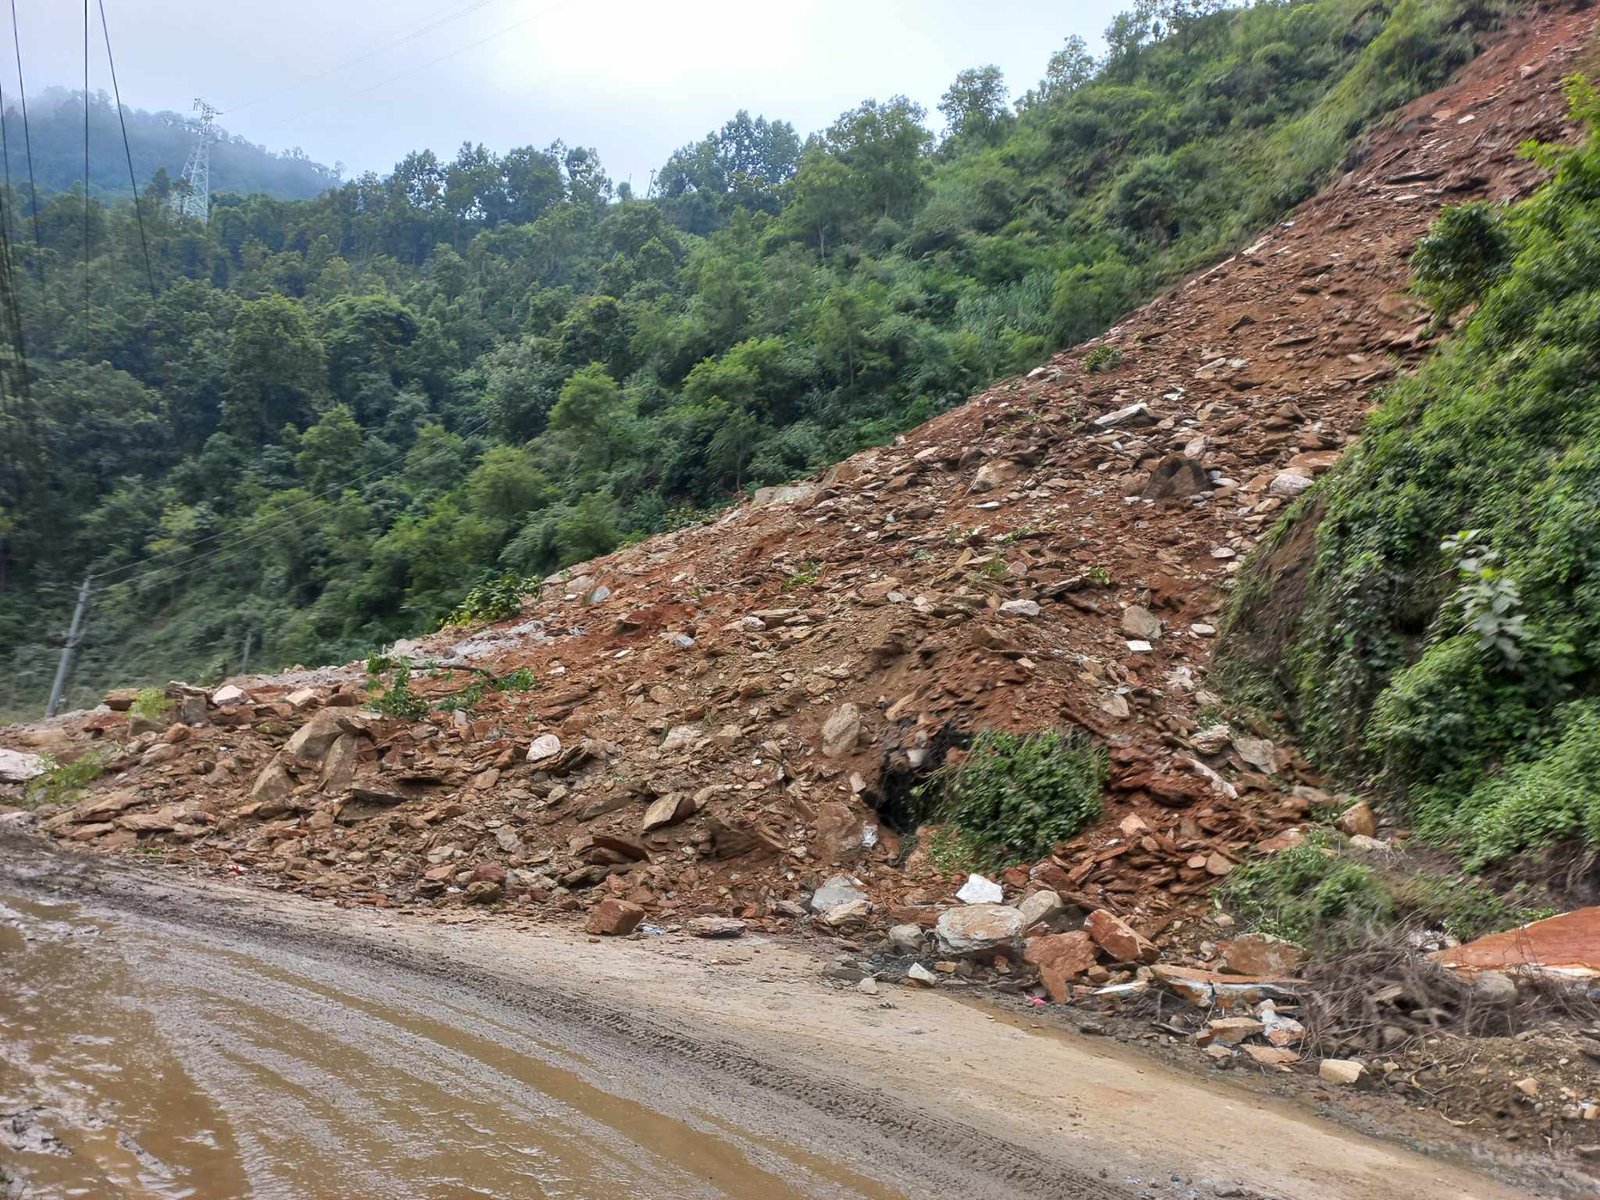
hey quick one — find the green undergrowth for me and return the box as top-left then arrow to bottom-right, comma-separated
364,655 -> 538,719
918,728 -> 1107,866
1219,831 -> 1537,953
22,752 -> 108,809
1222,79 -> 1600,871
128,687 -> 172,720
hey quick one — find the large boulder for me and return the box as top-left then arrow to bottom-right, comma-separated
586,898 -> 646,936
934,904 -> 1025,957
284,709 -> 369,765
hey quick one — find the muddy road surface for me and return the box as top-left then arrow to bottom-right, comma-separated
0,847 -> 1535,1199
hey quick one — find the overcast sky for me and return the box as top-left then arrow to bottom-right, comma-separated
14,0 -> 1123,187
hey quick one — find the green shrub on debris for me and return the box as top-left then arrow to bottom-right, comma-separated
1222,80 -> 1600,868
923,728 -> 1107,865
23,752 -> 107,809
128,687 -> 172,720
1220,832 -> 1526,952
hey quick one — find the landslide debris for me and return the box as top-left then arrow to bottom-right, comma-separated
3,10 -> 1597,1162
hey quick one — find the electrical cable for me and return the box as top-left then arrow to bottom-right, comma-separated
8,0 -> 38,257
222,0 -> 505,116
0,73 -> 14,248
250,0 -> 578,132
97,0 -> 156,299
82,0 -> 90,340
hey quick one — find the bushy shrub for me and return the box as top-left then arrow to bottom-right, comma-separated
1221,831 -> 1523,951
444,573 -> 541,628
924,728 -> 1107,864
1412,200 -> 1512,315
129,686 -> 172,719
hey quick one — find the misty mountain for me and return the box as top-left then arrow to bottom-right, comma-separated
2,88 -> 339,203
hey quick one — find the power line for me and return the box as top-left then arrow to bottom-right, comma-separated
97,0 -> 156,299
8,0 -> 39,256
223,0 -> 505,117
250,0 -> 578,133
83,0 -> 91,341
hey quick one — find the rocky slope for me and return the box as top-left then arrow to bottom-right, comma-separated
4,2 -> 1594,977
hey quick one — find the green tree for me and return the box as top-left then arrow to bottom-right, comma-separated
220,297 -> 327,443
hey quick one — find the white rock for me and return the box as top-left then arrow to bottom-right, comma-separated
1093,402 -> 1154,428
821,704 -> 863,758
999,599 -> 1041,618
1126,639 -> 1153,653
1232,736 -> 1279,774
1318,1059 -> 1366,1086
934,904 -> 1025,956
526,734 -> 562,764
907,962 -> 939,986
888,923 -> 925,954
0,747 -> 46,784
956,873 -> 1004,904
660,725 -> 701,753
1269,470 -> 1315,497
809,874 -> 868,915
1017,889 -> 1066,928
1121,605 -> 1162,639
210,684 -> 250,707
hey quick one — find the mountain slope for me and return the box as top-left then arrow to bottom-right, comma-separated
5,89 -> 338,201
7,2 -> 1589,937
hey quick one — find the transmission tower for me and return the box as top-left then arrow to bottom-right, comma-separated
172,98 -> 219,222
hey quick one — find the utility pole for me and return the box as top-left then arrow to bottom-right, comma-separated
172,98 -> 219,223
45,573 -> 92,718
239,628 -> 255,676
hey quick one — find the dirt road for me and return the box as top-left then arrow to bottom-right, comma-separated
0,844 -> 1543,1200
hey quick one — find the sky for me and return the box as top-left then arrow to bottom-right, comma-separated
14,0 -> 1123,188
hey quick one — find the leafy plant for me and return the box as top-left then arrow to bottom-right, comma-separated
444,573 -> 541,628
1412,200 -> 1512,316
1220,831 -> 1525,952
1441,529 -> 1526,665
129,687 -> 172,720
921,728 -> 1107,865
783,560 -> 823,589
1082,345 -> 1123,374
366,654 -> 537,718
23,751 -> 107,809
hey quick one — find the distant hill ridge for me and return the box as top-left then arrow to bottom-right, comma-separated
4,87 -> 339,201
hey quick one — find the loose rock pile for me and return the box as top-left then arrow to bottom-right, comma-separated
1,2 -> 1589,1041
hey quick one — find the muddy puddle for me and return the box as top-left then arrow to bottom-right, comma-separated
0,892 -> 904,1199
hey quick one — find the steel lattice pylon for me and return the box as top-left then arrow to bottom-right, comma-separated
172,98 -> 219,222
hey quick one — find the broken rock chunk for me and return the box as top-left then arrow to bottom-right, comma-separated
1084,909 -> 1157,964
935,904 -> 1025,956
586,898 -> 646,936
955,873 -> 1003,905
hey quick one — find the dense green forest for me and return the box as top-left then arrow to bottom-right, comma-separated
0,0 -> 1506,718
1223,77 -> 1600,868
5,88 -> 338,202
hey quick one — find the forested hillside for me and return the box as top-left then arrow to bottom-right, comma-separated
5,88 -> 338,202
0,0 -> 1507,717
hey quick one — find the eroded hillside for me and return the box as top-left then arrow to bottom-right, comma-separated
4,3 -> 1594,960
